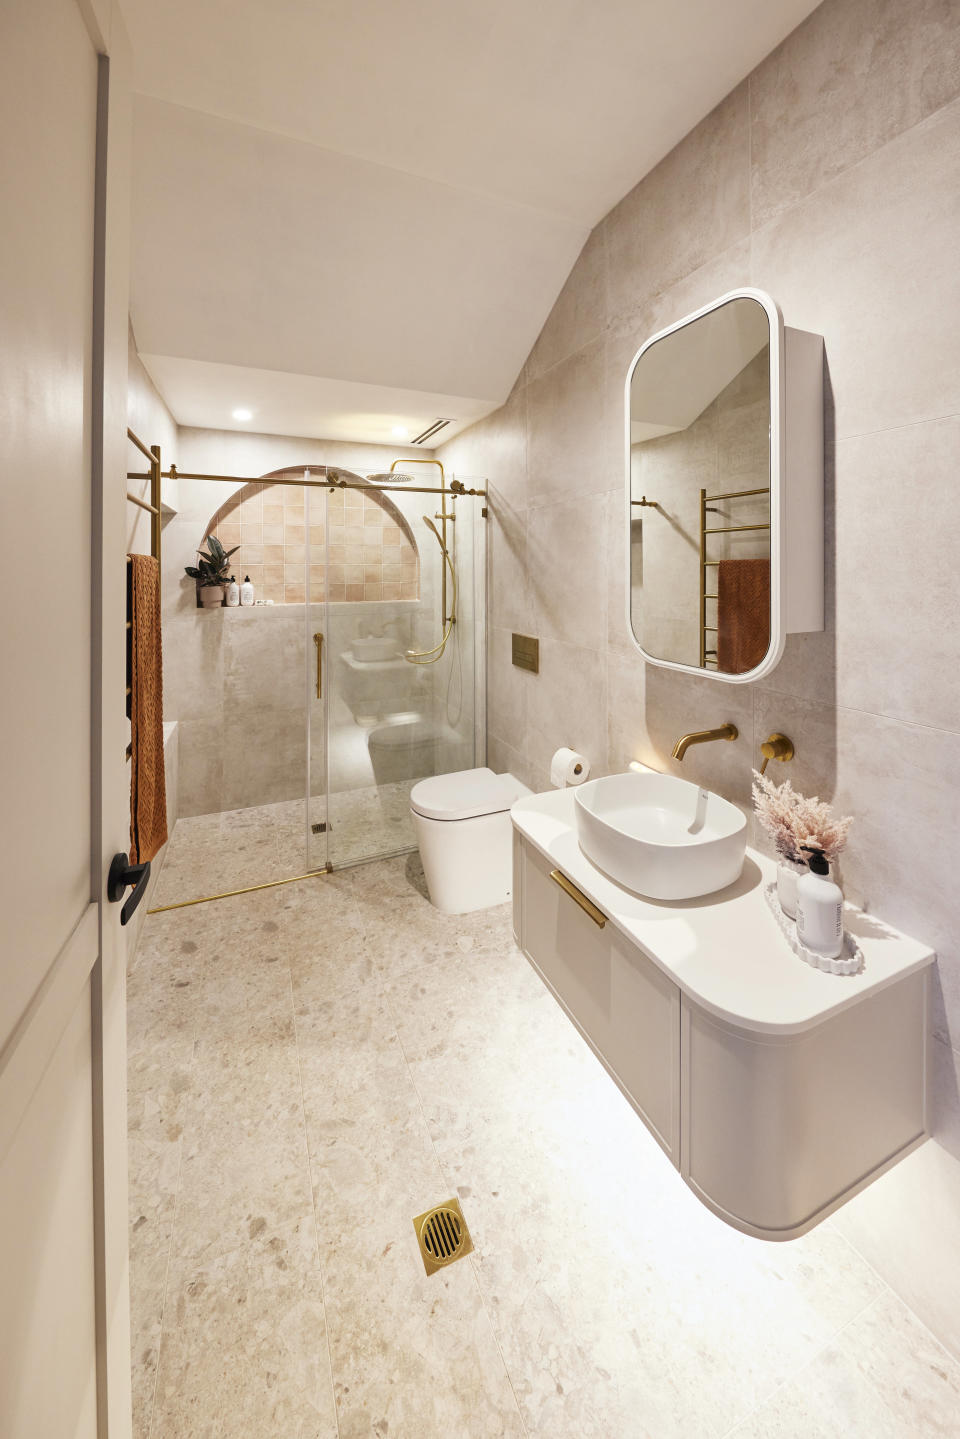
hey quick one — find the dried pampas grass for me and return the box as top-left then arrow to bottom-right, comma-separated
752,770 -> 852,865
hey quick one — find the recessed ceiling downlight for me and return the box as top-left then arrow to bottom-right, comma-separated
391,424 -> 410,438
232,407 -> 253,422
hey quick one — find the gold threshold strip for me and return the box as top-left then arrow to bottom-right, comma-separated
147,865 -> 333,914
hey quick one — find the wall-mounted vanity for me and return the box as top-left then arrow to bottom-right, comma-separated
512,788 -> 934,1241
625,289 -> 823,682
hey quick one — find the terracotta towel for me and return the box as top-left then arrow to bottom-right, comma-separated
128,554 -> 168,864
717,558 -> 770,675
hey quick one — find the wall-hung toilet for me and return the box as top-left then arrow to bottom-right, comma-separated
410,767 -> 531,914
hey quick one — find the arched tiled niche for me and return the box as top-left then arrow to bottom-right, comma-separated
203,466 -> 420,605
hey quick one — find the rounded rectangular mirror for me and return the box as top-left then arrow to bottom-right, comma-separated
626,289 -> 786,682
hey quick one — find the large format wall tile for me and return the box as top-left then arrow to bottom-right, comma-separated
604,84 -> 751,323
750,0 -> 960,227
751,96 -> 960,441
525,223 -> 608,382
523,637 -> 608,789
829,417 -> 960,730
527,495 -> 609,651
526,338 -> 612,508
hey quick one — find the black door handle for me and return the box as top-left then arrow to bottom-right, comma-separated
107,852 -> 151,926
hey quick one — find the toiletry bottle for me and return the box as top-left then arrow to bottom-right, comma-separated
225,575 -> 240,606
240,574 -> 255,606
796,845 -> 843,959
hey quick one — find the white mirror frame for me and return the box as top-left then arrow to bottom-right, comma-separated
624,287 -> 787,684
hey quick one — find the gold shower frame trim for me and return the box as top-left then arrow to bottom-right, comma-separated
125,462 -> 486,500
146,865 -> 334,914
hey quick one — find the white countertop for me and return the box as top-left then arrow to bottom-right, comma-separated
511,788 -> 935,1037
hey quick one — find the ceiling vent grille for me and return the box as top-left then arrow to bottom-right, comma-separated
412,418 -> 454,445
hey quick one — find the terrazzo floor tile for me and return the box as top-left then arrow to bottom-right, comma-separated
725,1290 -> 960,1437
150,1217 -> 338,1439
130,844 -> 955,1439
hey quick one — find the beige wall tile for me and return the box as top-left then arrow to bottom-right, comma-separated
751,0 -> 960,227
527,495 -> 608,650
525,224 -> 608,381
523,637 -> 608,790
526,338 -> 612,508
604,84 -> 751,322
751,97 -> 960,440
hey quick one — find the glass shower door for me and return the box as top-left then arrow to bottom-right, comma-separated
314,473 -> 482,871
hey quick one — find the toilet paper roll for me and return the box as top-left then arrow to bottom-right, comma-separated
550,747 -> 590,788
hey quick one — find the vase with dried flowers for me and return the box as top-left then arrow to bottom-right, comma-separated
752,770 -> 853,919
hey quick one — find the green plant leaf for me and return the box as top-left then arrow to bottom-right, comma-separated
184,565 -> 201,578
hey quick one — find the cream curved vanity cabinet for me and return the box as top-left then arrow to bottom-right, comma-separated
511,790 -> 935,1241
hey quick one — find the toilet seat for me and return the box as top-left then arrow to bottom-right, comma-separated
409,767 -> 525,822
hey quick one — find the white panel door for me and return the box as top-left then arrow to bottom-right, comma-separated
0,0 -> 132,1434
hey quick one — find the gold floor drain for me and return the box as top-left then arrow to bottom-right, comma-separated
412,1197 -> 473,1276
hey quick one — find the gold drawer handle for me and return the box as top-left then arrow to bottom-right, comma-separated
549,869 -> 606,928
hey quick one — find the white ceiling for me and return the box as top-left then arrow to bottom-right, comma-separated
125,0 -> 821,446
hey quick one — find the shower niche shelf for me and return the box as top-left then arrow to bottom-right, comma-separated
511,786 -> 933,1242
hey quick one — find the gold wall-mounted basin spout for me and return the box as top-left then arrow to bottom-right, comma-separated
671,723 -> 739,762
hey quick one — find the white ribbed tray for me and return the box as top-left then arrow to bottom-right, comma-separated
763,882 -> 864,976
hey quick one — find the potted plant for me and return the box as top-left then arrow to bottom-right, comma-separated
752,770 -> 852,919
185,535 -> 239,608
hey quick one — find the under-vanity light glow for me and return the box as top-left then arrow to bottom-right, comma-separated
391,424 -> 409,438
232,407 -> 253,421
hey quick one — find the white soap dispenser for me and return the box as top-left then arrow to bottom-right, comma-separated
796,844 -> 844,959
240,574 -> 255,606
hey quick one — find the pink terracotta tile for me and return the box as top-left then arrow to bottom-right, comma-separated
284,545 -> 306,564
284,583 -> 306,604
364,582 -> 382,601
346,583 -> 365,601
328,583 -> 346,602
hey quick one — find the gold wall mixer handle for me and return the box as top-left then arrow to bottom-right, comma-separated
313,631 -> 323,699
759,732 -> 794,775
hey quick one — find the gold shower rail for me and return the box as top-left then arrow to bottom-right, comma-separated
699,485 -> 770,668
124,456 -> 484,669
125,429 -> 163,757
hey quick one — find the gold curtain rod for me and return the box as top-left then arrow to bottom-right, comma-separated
126,465 -> 486,498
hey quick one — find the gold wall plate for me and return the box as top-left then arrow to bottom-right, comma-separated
412,1197 -> 473,1276
512,632 -> 539,674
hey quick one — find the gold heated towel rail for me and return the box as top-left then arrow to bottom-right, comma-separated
699,486 -> 769,668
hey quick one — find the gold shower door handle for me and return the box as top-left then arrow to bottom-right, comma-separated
313,631 -> 323,698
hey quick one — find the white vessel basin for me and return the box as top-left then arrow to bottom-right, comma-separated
574,771 -> 746,900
